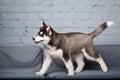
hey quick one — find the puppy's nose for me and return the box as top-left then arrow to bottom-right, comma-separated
32,37 -> 35,40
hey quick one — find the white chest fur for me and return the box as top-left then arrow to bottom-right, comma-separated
44,45 -> 63,58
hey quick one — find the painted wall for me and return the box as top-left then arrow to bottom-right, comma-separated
0,0 -> 120,45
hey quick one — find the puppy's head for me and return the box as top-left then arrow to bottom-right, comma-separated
32,20 -> 52,44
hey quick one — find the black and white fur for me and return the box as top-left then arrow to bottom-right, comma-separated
32,20 -> 114,76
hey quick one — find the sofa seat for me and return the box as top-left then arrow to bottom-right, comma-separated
46,67 -> 120,79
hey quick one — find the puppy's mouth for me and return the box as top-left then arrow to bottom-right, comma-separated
34,40 -> 44,44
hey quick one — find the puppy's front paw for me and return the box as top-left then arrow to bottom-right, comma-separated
67,72 -> 74,76
74,70 -> 82,73
36,71 -> 45,76
74,68 -> 83,73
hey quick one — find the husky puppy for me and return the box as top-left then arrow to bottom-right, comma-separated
32,20 -> 114,76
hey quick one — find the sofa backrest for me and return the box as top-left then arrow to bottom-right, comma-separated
95,45 -> 120,67
0,44 -> 120,69
0,44 -> 43,68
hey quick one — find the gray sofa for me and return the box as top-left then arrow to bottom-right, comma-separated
0,44 -> 120,79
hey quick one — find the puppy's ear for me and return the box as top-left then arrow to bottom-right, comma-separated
41,19 -> 47,27
46,26 -> 52,36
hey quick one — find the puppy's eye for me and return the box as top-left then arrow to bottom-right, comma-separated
38,32 -> 44,37
40,32 -> 43,35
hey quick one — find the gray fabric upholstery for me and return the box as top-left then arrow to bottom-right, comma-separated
0,44 -> 120,79
47,67 -> 120,79
0,44 -> 44,79
95,45 -> 120,67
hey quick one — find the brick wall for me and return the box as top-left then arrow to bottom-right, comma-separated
0,0 -> 120,45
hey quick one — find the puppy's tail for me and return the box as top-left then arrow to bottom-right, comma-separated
89,21 -> 114,39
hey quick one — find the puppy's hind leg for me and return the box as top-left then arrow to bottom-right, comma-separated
96,54 -> 108,72
81,46 -> 108,72
74,53 -> 85,73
